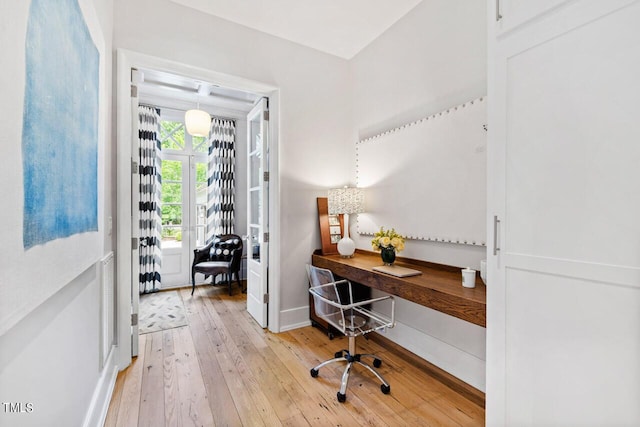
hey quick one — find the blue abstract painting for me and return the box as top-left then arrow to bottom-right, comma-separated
22,0 -> 99,249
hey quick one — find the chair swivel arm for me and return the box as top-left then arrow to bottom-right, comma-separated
309,283 -> 396,326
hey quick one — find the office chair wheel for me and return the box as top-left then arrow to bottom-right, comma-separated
334,351 -> 343,358
310,368 -> 319,378
328,331 -> 335,340
337,392 -> 346,403
381,384 -> 391,394
373,358 -> 382,368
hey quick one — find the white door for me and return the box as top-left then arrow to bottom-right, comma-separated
159,154 -> 191,287
160,153 -> 209,287
130,86 -> 140,357
487,1 -> 640,425
158,112 -> 209,288
246,98 -> 269,327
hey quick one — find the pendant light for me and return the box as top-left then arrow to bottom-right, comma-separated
185,83 -> 211,137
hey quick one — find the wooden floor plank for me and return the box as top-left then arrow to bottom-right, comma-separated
103,367 -> 127,427
197,287 -> 282,426
105,285 -> 485,426
261,327 -> 366,427
114,334 -> 147,427
172,326 -> 215,426
138,331 -> 165,427
162,328 -> 180,427
180,287 -> 244,427
208,294 -> 301,422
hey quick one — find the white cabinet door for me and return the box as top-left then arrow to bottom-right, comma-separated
493,0 -> 572,34
487,1 -> 640,425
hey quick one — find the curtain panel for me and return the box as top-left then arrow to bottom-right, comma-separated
206,118 -> 236,241
138,105 -> 162,294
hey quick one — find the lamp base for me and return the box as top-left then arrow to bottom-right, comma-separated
337,237 -> 356,258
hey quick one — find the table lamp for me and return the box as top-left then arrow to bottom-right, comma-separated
328,187 -> 364,257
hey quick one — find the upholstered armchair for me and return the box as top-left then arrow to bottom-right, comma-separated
191,234 -> 243,296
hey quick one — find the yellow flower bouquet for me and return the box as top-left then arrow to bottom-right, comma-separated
371,227 -> 405,252
372,227 -> 404,265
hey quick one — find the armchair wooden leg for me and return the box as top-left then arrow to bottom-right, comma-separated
236,273 -> 244,293
228,273 -> 232,296
191,271 -> 196,295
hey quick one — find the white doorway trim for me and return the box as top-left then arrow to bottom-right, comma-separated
116,49 -> 281,369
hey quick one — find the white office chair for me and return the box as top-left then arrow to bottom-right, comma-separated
306,264 -> 396,403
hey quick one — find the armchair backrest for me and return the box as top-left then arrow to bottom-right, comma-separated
209,234 -> 243,270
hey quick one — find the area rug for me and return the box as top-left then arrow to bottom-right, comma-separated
138,290 -> 188,334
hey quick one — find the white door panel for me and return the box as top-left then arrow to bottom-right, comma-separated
158,137 -> 208,288
247,98 -> 269,327
130,90 -> 139,357
160,154 -> 190,287
496,0 -> 572,34
488,1 -> 640,425
505,269 -> 640,425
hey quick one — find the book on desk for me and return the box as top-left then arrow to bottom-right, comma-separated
372,264 -> 422,277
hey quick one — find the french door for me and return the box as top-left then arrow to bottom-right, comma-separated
246,98 -> 269,327
160,153 -> 208,287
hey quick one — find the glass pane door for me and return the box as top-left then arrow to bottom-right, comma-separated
195,161 -> 207,247
161,158 -> 184,250
160,155 -> 189,287
246,98 -> 269,327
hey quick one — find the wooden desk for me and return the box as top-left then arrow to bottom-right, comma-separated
312,249 -> 486,327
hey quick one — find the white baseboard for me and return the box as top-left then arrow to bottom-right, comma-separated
382,321 -> 486,391
278,305 -> 311,332
82,346 -> 119,427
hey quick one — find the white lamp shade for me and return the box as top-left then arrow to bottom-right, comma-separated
185,109 -> 211,137
327,187 -> 364,215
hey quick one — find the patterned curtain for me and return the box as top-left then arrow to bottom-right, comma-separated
138,105 -> 162,294
206,118 -> 236,242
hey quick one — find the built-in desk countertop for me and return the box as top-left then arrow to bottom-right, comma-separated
312,249 -> 486,328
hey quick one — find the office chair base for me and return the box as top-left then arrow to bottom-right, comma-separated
310,350 -> 391,403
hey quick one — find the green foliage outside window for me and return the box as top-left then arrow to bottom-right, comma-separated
157,127 -> 209,240
160,121 -> 185,150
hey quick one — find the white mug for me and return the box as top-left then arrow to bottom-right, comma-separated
462,268 -> 476,288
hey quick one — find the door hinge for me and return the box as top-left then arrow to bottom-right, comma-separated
263,293 -> 269,304
131,237 -> 138,250
131,313 -> 138,326
131,159 -> 138,174
263,232 -> 269,242
263,171 -> 269,182
263,110 -> 269,121
131,85 -> 138,98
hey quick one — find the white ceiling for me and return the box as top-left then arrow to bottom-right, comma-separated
170,0 -> 424,59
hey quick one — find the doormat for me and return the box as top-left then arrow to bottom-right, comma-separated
138,290 -> 188,334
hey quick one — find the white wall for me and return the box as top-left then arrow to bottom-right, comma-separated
0,0 -> 116,425
350,0 -> 488,390
0,267 -> 105,427
113,0 -> 354,324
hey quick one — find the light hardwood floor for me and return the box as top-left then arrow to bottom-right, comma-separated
105,285 -> 485,426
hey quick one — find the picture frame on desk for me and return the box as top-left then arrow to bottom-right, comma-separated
317,197 -> 344,255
